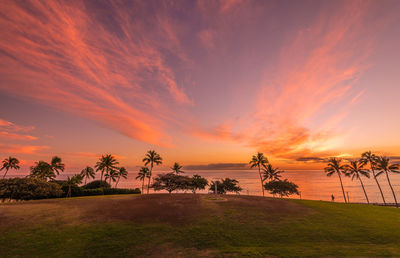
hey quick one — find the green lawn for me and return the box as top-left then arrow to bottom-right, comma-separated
0,194 -> 399,257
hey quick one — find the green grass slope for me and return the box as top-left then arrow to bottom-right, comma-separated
0,194 -> 399,257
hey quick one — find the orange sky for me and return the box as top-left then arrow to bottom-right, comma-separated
1,0 -> 400,172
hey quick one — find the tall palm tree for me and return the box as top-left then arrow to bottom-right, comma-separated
30,161 -> 55,181
1,156 -> 20,179
249,152 -> 269,197
95,154 -> 119,182
80,166 -> 95,185
375,156 -> 399,208
136,167 -> 149,194
115,167 -> 128,187
262,164 -> 283,182
65,174 -> 83,197
142,150 -> 162,194
345,160 -> 370,204
360,151 -> 386,205
51,156 -> 65,175
171,162 -> 184,174
324,157 -> 347,203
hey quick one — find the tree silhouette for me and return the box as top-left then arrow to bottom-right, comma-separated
80,166 -> 95,185
115,167 -> 128,187
51,156 -> 65,175
324,158 -> 347,203
345,160 -> 370,204
262,164 -> 283,182
64,174 -> 83,197
95,154 -> 119,182
249,152 -> 269,197
171,162 -> 184,174
1,156 -> 20,179
142,150 -> 162,194
375,156 -> 399,208
30,161 -> 55,181
136,167 -> 150,194
360,151 -> 386,205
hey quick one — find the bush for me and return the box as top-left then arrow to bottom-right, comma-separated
0,178 -> 63,201
83,180 -> 111,189
103,188 -> 141,195
82,188 -> 104,196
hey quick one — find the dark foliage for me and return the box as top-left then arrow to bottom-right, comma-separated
264,179 -> 299,197
209,178 -> 242,194
152,173 -> 191,193
83,180 -> 111,189
0,178 -> 63,200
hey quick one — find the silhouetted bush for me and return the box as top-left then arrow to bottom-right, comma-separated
0,178 -> 63,201
83,180 -> 111,189
103,188 -> 141,195
82,188 -> 104,196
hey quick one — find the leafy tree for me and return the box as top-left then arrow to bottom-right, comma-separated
1,156 -> 20,179
80,166 -> 95,185
375,156 -> 399,208
105,169 -> 118,186
152,173 -> 190,194
324,158 -> 347,203
345,160 -> 370,204
83,180 -> 110,189
264,179 -> 299,197
115,167 -> 128,187
249,152 -> 269,197
136,167 -> 150,194
64,174 -> 83,197
30,161 -> 55,181
262,164 -> 283,182
143,150 -> 162,194
51,156 -> 65,175
171,162 -> 184,174
95,154 -> 119,182
189,174 -> 208,194
209,178 -> 242,194
0,178 -> 62,200
360,151 -> 386,205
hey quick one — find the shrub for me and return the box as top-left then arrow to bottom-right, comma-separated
83,180 -> 110,189
82,188 -> 104,196
264,179 -> 299,197
0,178 -> 63,201
103,188 -> 141,195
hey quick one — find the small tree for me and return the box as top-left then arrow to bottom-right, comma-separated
115,167 -> 128,187
1,156 -> 20,179
80,166 -> 95,185
30,161 -> 55,181
152,173 -> 189,194
136,167 -> 150,194
209,178 -> 242,194
189,174 -> 208,194
64,174 -> 83,197
264,179 -> 299,198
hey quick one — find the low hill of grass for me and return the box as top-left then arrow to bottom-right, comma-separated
1,194 -> 400,257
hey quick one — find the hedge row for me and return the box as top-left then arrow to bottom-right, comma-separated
0,178 -> 141,201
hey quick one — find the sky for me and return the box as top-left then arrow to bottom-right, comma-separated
1,0 -> 400,173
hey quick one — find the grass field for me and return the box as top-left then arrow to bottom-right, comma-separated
1,194 -> 400,257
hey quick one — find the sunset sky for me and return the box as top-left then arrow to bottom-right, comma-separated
1,0 -> 400,172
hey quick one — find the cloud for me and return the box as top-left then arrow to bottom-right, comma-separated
0,131 -> 37,141
192,1 -> 382,161
0,118 -> 34,132
185,163 -> 248,170
0,143 -> 48,154
198,29 -> 216,49
0,0 -> 192,146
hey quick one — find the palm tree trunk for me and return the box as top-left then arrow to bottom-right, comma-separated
85,177 -> 87,185
101,171 -> 103,182
358,177 -> 369,204
258,165 -> 265,197
385,171 -> 398,208
141,179 -> 144,194
147,164 -> 153,194
2,168 -> 9,179
116,177 -> 120,188
372,169 -> 386,205
337,171 -> 347,203
68,185 -> 71,198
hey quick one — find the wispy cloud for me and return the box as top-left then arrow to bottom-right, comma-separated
0,0 -> 192,146
0,143 -> 48,154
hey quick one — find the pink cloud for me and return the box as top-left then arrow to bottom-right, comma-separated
0,143 -> 48,154
0,131 -> 37,141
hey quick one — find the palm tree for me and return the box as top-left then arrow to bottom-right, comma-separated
95,154 -> 119,182
136,167 -> 149,194
65,174 -> 83,197
324,158 -> 347,203
80,166 -> 95,185
115,167 -> 128,187
249,152 -> 269,197
375,156 -> 399,208
105,169 -> 118,186
171,162 -> 184,174
142,150 -> 162,194
1,156 -> 20,179
51,156 -> 65,175
30,161 -> 55,181
262,164 -> 283,182
345,160 -> 370,204
360,151 -> 386,205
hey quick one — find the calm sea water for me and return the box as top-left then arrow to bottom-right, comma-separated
7,170 -> 400,203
